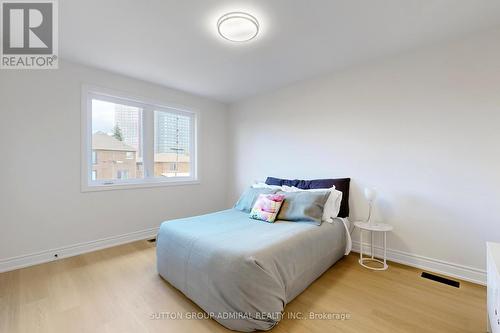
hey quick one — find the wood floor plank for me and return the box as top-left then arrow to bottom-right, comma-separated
0,241 -> 486,333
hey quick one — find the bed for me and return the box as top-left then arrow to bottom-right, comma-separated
156,178 -> 351,332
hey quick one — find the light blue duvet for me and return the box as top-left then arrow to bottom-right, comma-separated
156,209 -> 347,332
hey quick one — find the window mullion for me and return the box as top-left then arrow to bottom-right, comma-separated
143,106 -> 155,179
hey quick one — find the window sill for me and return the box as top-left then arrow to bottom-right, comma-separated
81,179 -> 200,192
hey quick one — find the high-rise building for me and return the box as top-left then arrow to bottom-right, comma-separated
154,112 -> 190,155
114,105 -> 142,157
114,106 -> 190,166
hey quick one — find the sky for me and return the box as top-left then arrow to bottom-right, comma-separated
92,100 -> 116,134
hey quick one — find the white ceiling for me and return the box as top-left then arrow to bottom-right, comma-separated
61,0 -> 500,103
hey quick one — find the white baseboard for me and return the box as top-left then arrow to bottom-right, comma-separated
352,241 -> 486,285
0,227 -> 159,273
0,229 -> 486,286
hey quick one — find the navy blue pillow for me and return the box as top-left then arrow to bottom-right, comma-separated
266,177 -> 337,189
265,177 -> 350,218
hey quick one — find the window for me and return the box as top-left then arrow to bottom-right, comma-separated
154,110 -> 191,178
117,170 -> 129,179
82,86 -> 197,191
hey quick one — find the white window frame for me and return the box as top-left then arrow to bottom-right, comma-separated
81,85 -> 199,192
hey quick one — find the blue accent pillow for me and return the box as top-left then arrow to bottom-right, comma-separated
276,191 -> 330,225
234,187 -> 278,213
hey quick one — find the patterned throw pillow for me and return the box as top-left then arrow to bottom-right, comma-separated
249,193 -> 285,223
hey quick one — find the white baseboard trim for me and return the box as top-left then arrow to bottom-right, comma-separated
0,227 -> 159,273
0,229 -> 486,285
352,241 -> 486,285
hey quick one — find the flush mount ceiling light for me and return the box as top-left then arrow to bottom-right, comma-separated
217,12 -> 259,42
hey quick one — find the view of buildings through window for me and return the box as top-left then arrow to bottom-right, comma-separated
91,99 -> 191,181
154,111 -> 191,177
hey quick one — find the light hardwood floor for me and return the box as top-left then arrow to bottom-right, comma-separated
0,240 -> 486,333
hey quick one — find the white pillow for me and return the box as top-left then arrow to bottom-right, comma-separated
252,182 -> 282,190
281,185 -> 342,222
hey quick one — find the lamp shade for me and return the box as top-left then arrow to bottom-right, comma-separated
364,188 -> 376,201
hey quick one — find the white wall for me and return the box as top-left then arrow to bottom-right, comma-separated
0,61 -> 228,265
228,29 -> 500,282
2,30 -> 499,283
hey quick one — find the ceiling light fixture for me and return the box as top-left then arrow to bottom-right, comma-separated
217,12 -> 259,42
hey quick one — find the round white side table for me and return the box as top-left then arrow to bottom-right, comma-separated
354,221 -> 393,271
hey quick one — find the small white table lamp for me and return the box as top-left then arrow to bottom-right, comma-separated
364,188 -> 376,226
356,188 -> 394,270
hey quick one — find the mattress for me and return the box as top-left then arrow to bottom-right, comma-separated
156,209 -> 347,332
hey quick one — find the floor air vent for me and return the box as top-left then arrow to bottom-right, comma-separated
421,272 -> 460,288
